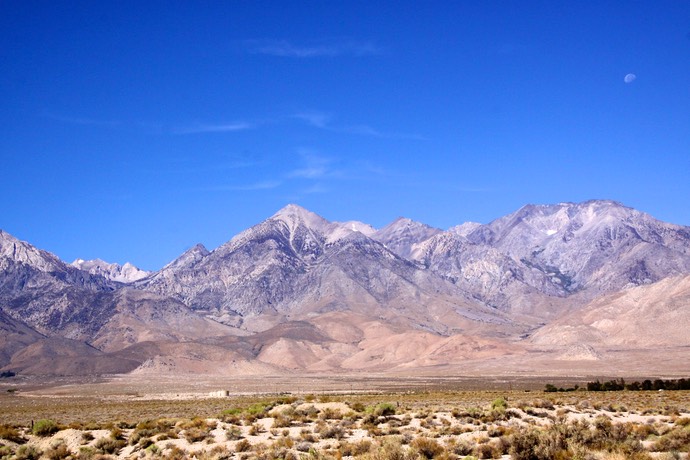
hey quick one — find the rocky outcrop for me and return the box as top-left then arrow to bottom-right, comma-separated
71,258 -> 149,283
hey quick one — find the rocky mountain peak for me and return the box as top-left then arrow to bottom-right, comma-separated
270,204 -> 330,233
468,200 -> 634,244
71,258 -> 150,283
373,217 -> 442,259
0,229 -> 65,273
161,243 -> 210,271
3,200 -> 690,376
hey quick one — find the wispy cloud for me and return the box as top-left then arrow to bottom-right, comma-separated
293,111 -> 332,129
292,110 -> 426,140
288,150 -> 337,179
175,122 -> 255,134
244,39 -> 382,58
202,180 -> 282,192
154,160 -> 259,175
43,112 -> 120,127
339,124 -> 426,140
352,161 -> 401,178
301,183 -> 329,195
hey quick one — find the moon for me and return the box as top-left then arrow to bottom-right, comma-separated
624,73 -> 637,83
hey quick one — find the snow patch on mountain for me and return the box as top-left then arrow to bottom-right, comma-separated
449,222 -> 482,237
337,221 -> 377,237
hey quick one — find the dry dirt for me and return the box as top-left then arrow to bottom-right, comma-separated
1,383 -> 689,460
2,372 -> 690,460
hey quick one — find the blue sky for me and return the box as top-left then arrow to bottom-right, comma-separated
2,1 -> 689,270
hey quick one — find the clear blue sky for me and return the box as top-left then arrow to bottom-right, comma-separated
2,1 -> 689,270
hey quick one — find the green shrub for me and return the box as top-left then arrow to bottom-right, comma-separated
272,414 -> 294,428
109,426 -> 124,440
298,405 -> 320,421
225,425 -> 243,441
492,397 -> 508,410
319,407 -> 345,420
246,403 -> 269,416
235,439 -> 252,452
360,437 -> 407,460
178,417 -> 215,443
340,439 -> 372,456
94,436 -> 126,454
32,419 -> 59,437
80,431 -> 94,444
316,421 -> 346,440
44,442 -> 72,460
474,442 -> 500,459
275,395 -> 297,405
14,445 -> 42,460
349,401 -> 366,412
0,424 -> 25,443
138,437 -> 154,449
373,403 -> 396,417
76,446 -> 97,459
196,445 -> 234,460
675,417 -> 690,427
510,427 -> 567,460
183,427 -> 210,443
652,426 -> 690,452
248,422 -> 264,436
0,445 -> 15,459
411,436 -> 444,459
161,445 -> 188,460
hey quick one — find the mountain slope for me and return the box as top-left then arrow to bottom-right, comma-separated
2,200 -> 690,376
140,205 -> 518,335
0,309 -> 44,368
529,274 -> 690,349
373,201 -> 690,322
0,230 -> 239,374
466,200 -> 690,295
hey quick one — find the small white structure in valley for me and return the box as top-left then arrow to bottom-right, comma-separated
209,390 -> 229,397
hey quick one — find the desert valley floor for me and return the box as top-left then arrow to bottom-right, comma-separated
1,374 -> 690,459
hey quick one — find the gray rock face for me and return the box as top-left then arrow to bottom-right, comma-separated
410,232 -> 566,312
71,258 -> 150,283
140,205 -> 507,333
2,199 -> 690,375
373,217 -> 442,259
367,201 -> 690,313
142,206 -> 330,319
0,230 -> 117,292
0,230 -> 120,339
0,230 -> 230,355
464,200 -> 690,295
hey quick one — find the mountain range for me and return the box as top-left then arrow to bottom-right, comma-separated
2,200 -> 689,377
